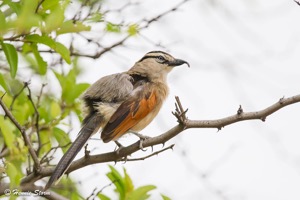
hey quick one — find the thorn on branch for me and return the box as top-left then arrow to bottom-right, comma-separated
294,0 -> 300,6
261,117 -> 266,122
170,144 -> 175,151
84,144 -> 90,158
237,105 -> 243,115
279,96 -> 285,104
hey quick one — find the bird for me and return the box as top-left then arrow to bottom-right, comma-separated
45,50 -> 189,190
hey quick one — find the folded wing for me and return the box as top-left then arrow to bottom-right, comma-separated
101,83 -> 157,143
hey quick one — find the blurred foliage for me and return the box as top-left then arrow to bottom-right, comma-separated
97,165 -> 170,200
0,0 -> 162,199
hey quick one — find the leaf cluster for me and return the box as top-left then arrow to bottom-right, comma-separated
98,165 -> 171,200
0,0 -> 161,198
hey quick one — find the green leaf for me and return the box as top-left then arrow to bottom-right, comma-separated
25,34 -> 70,64
127,24 -> 139,36
39,130 -> 51,156
98,193 -> 111,200
55,42 -> 71,64
38,97 -> 61,122
55,177 -> 82,199
54,70 -> 67,90
106,22 -> 121,33
0,10 -> 6,32
4,0 -> 22,16
44,7 -> 64,33
14,0 -> 41,33
57,20 -> 91,35
107,165 -> 125,200
0,73 -> 9,91
6,162 -> 22,187
124,168 -> 134,195
53,127 -> 71,153
1,42 -> 18,78
0,74 -> 23,96
25,34 -> 55,46
31,43 -> 47,75
50,101 -> 61,119
87,13 -> 103,22
0,116 -> 16,149
41,0 -> 60,10
12,102 -> 33,125
54,69 -> 74,99
54,69 -> 88,104
65,83 -> 89,104
127,185 -> 157,200
161,194 -> 171,200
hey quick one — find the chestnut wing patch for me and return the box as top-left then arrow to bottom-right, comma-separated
101,89 -> 157,143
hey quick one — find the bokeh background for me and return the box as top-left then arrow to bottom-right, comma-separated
53,0 -> 300,199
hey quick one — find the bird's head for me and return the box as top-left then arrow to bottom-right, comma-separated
129,51 -> 189,81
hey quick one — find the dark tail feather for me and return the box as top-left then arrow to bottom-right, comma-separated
45,113 -> 102,190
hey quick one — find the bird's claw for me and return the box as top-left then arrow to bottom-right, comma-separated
130,131 -> 151,151
137,135 -> 151,151
114,141 -> 124,155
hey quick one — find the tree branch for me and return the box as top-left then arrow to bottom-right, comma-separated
186,95 -> 300,129
19,94 -> 300,187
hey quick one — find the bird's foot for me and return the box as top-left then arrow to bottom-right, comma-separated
130,131 -> 151,151
114,141 -> 124,155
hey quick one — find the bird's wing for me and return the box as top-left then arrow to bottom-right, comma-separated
101,83 -> 157,143
83,73 -> 134,103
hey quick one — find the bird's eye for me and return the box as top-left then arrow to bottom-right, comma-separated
158,56 -> 164,60
156,56 -> 165,63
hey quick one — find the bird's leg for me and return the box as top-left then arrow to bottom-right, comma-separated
131,131 -> 151,140
130,131 -> 151,151
114,141 -> 124,155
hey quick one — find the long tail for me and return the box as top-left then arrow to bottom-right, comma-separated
45,113 -> 102,190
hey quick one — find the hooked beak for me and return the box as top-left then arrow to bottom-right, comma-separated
168,59 -> 190,68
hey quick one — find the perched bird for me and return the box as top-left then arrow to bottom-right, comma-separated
45,51 -> 189,190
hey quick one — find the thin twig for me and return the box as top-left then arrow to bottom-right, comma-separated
26,84 -> 42,156
35,0 -> 46,13
87,180 -> 117,200
40,142 -> 72,164
0,95 -> 40,171
120,144 -> 175,162
140,0 -> 190,28
9,81 -> 28,110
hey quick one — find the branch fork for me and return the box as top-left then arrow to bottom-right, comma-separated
172,96 -> 188,127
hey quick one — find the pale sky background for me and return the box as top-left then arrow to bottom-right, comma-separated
44,0 -> 300,199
